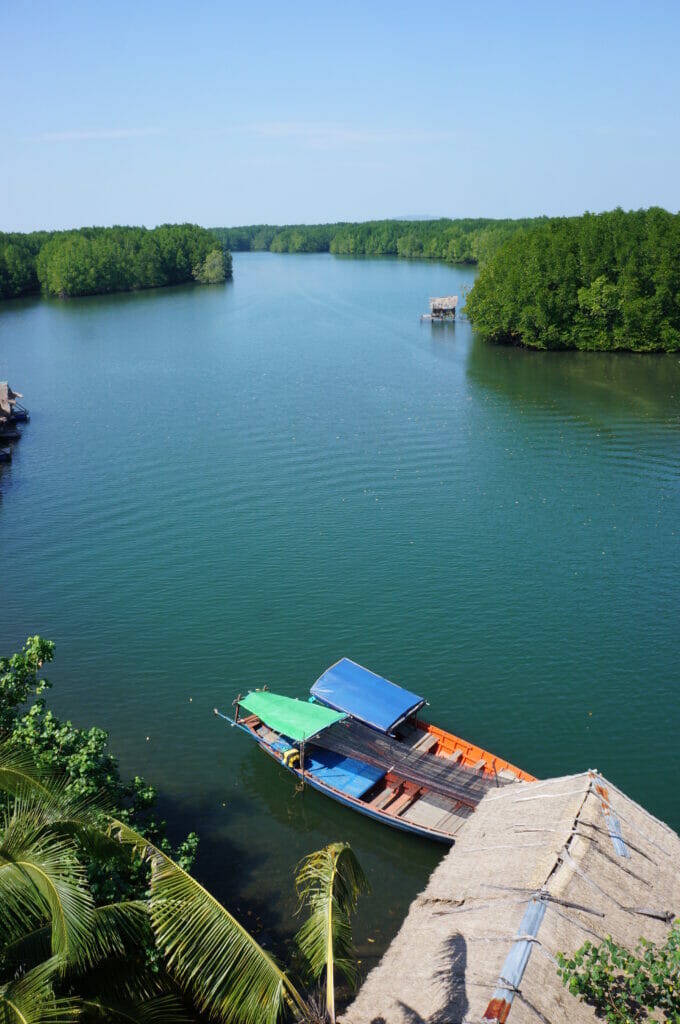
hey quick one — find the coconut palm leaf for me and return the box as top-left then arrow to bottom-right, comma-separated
294,843 -> 369,1023
0,744 -> 109,842
0,958 -> 80,1024
0,803 -> 94,961
65,901 -> 151,975
1,923 -> 52,974
107,819 -> 306,1024
81,992 -> 190,1024
0,743 -> 53,800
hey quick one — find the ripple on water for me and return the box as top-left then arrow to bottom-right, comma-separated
1,255 -> 679,961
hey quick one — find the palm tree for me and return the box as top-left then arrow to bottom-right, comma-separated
295,844 -> 370,1023
0,743 -> 370,1024
0,959 -> 80,1024
107,818 -> 308,1024
0,743 -> 188,1022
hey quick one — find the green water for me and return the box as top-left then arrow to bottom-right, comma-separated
1,252 -> 679,970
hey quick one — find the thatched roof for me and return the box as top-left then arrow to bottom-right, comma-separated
429,296 -> 458,311
342,772 -> 680,1024
0,382 -> 12,419
0,382 -> 21,420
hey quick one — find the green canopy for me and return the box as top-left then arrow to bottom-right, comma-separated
238,691 -> 345,742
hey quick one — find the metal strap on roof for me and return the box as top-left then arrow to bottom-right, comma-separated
483,895 -> 547,1023
589,771 -> 630,858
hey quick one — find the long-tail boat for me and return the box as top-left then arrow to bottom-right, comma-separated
215,658 -> 535,844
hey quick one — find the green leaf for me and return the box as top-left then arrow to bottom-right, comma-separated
107,818 -> 306,1024
0,958 -> 80,1024
294,842 -> 370,1023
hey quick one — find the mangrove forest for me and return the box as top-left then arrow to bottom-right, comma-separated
464,207 -> 680,352
212,218 -> 544,265
0,224 -> 232,300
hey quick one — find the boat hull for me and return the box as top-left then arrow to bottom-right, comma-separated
250,720 -> 458,843
220,710 -> 535,844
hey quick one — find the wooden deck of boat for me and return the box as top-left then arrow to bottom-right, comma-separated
247,713 -> 517,840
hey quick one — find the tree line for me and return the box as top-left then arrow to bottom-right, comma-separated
465,207 -> 680,351
212,218 -> 545,265
0,224 -> 232,300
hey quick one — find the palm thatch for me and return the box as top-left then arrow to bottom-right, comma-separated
0,383 -> 21,420
429,297 -> 458,312
342,772 -> 680,1024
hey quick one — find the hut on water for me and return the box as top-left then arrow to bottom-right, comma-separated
426,296 -> 458,320
0,382 -> 25,425
343,772 -> 680,1024
0,382 -> 12,427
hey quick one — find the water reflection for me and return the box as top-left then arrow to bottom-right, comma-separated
465,338 -> 680,427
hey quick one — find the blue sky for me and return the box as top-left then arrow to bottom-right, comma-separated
2,0 -> 679,230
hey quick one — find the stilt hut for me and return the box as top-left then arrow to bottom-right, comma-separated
344,771 -> 680,1024
422,296 -> 458,321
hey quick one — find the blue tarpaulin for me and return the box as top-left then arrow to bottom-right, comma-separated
305,748 -> 385,799
310,657 -> 425,734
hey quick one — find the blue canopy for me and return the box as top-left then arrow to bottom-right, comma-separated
310,658 -> 425,734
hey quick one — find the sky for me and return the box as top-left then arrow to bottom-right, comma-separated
2,0 -> 679,231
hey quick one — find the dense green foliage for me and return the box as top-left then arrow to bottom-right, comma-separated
212,218 -> 543,265
0,637 -> 198,904
0,225 -> 231,300
0,638 -> 369,1023
465,208 -> 680,351
557,924 -> 680,1022
0,750 -> 192,1023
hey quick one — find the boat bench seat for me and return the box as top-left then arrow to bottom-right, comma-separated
471,758 -> 488,772
411,731 -> 439,754
390,790 -> 421,817
447,749 -> 463,763
370,787 -> 397,810
498,768 -> 518,781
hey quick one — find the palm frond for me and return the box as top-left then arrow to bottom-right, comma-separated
66,901 -> 151,975
1,923 -> 52,973
0,817 -> 94,962
81,993 -> 191,1024
294,843 -> 369,1022
0,742 -> 54,800
107,818 -> 306,1024
0,958 -> 80,1024
0,741 -> 109,820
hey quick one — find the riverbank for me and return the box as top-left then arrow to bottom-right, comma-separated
466,207 -> 680,352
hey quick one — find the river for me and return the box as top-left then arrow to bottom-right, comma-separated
1,252 -> 678,970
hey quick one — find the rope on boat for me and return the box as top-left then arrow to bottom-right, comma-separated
311,719 -> 505,807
